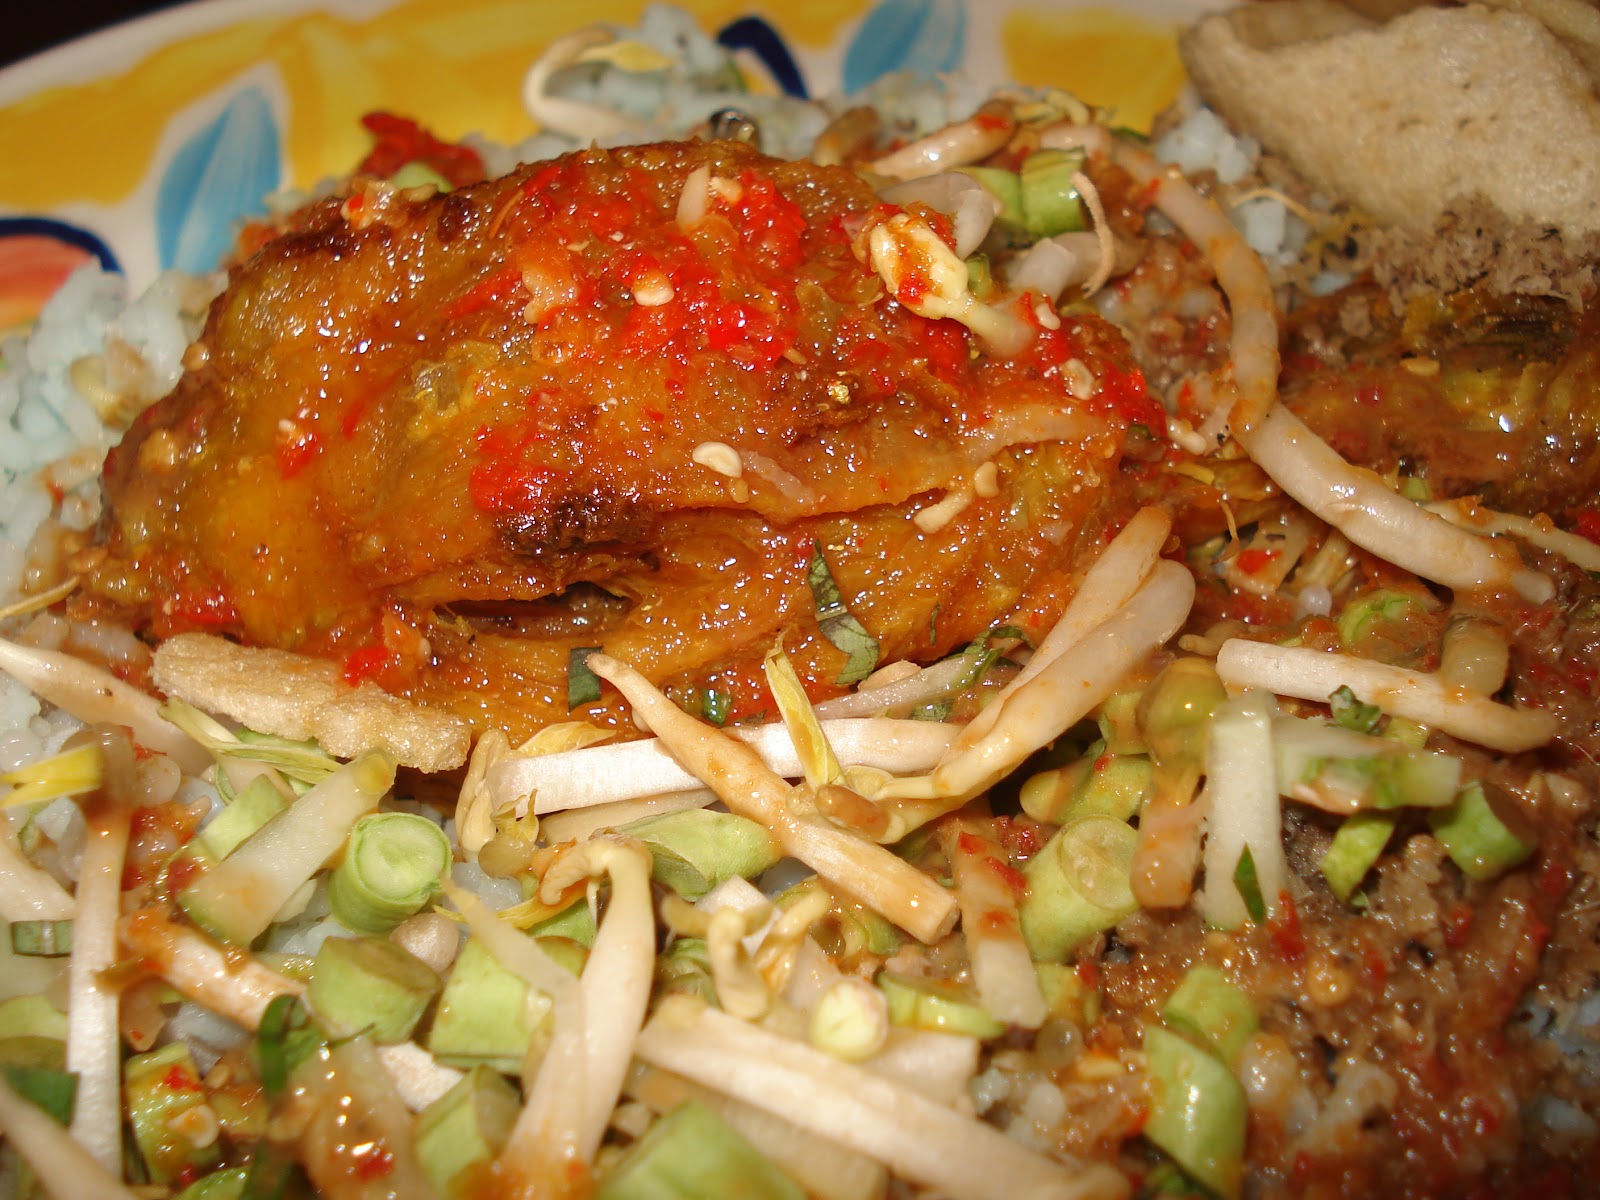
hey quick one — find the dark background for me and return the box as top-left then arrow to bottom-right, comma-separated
8,1 -> 187,68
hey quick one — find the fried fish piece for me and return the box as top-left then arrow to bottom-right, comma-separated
84,140 -> 1153,740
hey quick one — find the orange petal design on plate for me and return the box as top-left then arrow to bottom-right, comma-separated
0,234 -> 96,333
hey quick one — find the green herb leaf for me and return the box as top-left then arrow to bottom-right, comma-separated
1,1065 -> 75,1125
807,543 -> 879,686
567,647 -> 603,710
700,689 -> 731,727
1328,685 -> 1382,733
256,996 -> 321,1096
1232,846 -> 1267,924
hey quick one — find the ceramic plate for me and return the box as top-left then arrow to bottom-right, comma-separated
0,0 -> 1203,326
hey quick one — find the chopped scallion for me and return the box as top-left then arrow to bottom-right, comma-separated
568,646 -> 604,709
307,935 -> 441,1043
9,920 -> 72,957
1232,846 -> 1267,924
1328,684 -> 1382,733
807,543 -> 879,686
328,811 -> 451,934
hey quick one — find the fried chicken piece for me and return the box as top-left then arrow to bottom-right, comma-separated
83,140 -> 1154,740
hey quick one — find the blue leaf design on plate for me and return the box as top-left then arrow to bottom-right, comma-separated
717,16 -> 809,98
842,0 -> 967,93
156,86 -> 281,274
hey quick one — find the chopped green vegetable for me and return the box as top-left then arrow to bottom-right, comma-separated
173,1167 -> 250,1200
328,811 -> 451,933
415,1065 -> 521,1197
1335,586 -> 1434,650
0,995 -> 67,1042
956,166 -> 1025,229
429,936 -> 554,1074
1142,1023 -> 1247,1200
616,808 -> 780,900
125,1042 -> 221,1183
1321,812 -> 1398,903
192,775 -> 290,864
255,995 -> 322,1097
9,920 -> 71,957
1020,747 -> 1152,824
1033,962 -> 1098,1025
162,699 -> 339,792
179,749 -> 395,945
307,935 -> 441,1043
1019,147 -> 1087,236
1273,719 -> 1461,811
810,978 -> 889,1061
235,1143 -> 305,1200
656,937 -> 716,1004
1097,692 -> 1146,755
568,647 -> 604,709
527,898 -> 597,947
1429,782 -> 1536,882
1328,685 -> 1382,734
1137,659 -> 1227,779
1018,814 -> 1138,962
389,160 -> 453,191
1162,967 -> 1258,1066
965,253 -> 996,298
597,1100 -> 804,1200
0,1063 -> 74,1125
877,971 -> 1005,1038
1232,846 -> 1267,924
807,542 -> 880,686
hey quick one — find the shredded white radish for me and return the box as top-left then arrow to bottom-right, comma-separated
866,102 -> 1015,181
881,559 -> 1195,804
537,788 -> 715,845
489,717 -> 954,814
634,997 -> 1129,1200
0,821 -> 74,921
1101,136 -> 1552,606
67,735 -> 134,1174
813,656 -> 974,718
1199,692 -> 1287,929
1437,615 -> 1511,695
1214,640 -> 1558,753
1237,406 -> 1552,603
119,907 -> 303,1027
1072,170 -> 1116,297
501,839 -> 655,1189
117,908 -> 459,1109
375,1040 -> 465,1112
864,1028 -> 982,1108
0,1070 -> 141,1200
878,172 -> 1003,257
521,26 -> 647,141
943,820 -> 1047,1029
585,655 -> 959,943
625,1064 -> 889,1200
1427,498 -> 1600,574
0,637 -> 209,774
1006,233 -> 1103,302
960,506 -> 1172,748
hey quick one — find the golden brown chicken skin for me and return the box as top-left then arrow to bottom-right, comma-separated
82,139 -> 1158,739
